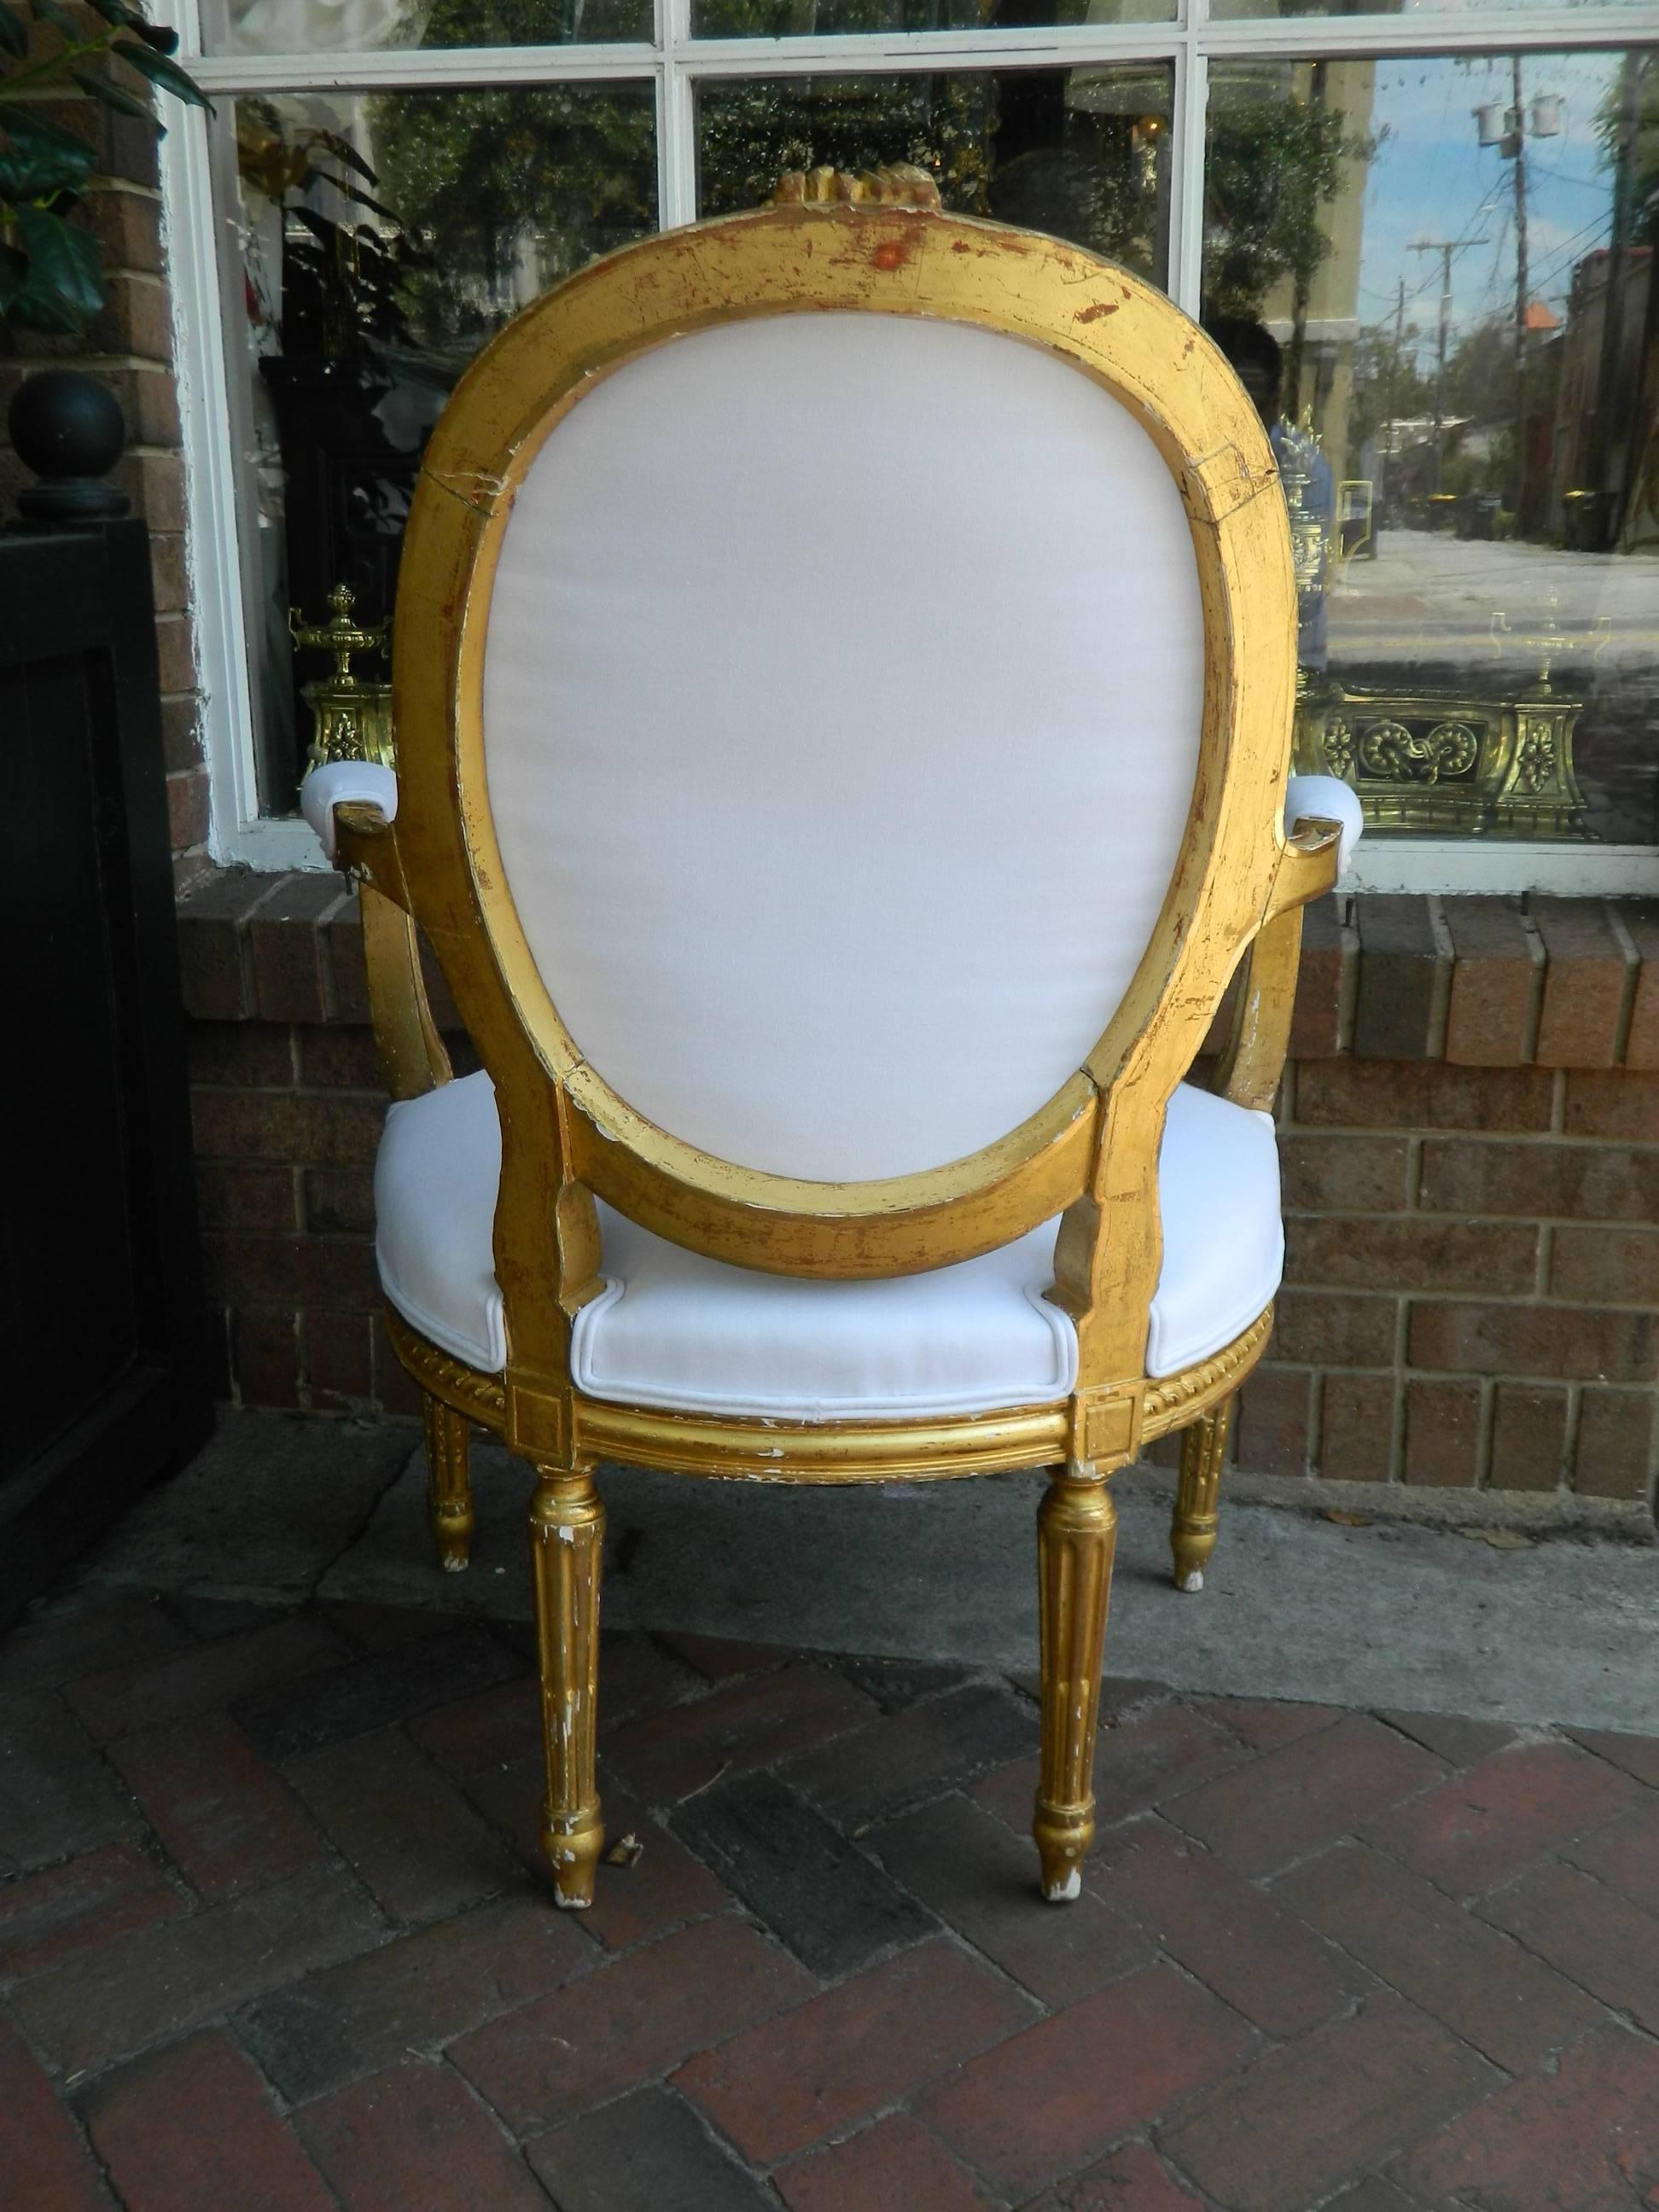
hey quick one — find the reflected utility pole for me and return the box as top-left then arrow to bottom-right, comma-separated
1474,66 -> 1561,532
1412,236 -> 1487,494
1588,52 -> 1644,545
1511,57 -> 1530,522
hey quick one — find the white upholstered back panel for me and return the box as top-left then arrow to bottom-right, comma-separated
482,312 -> 1205,1182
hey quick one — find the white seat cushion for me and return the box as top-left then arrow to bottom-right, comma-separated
375,1071 -> 1283,1414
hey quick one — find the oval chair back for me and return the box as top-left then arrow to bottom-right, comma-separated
312,191 -> 1348,1910
391,203 -> 1312,1417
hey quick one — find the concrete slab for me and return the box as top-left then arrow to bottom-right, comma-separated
68,1415 -> 1659,1737
77,1412 -> 417,1603
298,1433 -> 1659,1738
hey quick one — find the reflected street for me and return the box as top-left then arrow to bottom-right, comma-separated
1330,532 -> 1659,669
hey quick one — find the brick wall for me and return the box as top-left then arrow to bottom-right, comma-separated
178,878 -> 1659,1512
0,40 -> 203,888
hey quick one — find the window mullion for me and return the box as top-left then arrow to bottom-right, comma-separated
661,39 -> 699,225
1194,9 -> 1659,61
1167,36 -> 1207,319
187,44 -> 657,92
681,26 -> 1181,73
159,100 -> 261,855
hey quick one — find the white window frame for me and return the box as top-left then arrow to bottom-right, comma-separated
158,0 -> 1659,892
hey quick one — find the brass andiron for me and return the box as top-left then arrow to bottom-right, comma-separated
1295,592 -> 1605,840
290,581 -> 394,770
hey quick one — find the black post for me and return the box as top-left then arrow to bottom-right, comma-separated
0,370 -> 211,1628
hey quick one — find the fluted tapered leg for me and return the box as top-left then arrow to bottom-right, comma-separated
1172,1399 -> 1232,1594
528,1463 -> 604,1909
1033,1465 -> 1117,1904
422,1394 -> 474,1573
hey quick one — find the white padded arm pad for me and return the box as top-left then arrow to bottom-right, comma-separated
300,761 -> 399,863
1285,773 -> 1363,876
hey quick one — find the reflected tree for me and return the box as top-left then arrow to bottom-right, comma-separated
369,84 -> 657,353
698,74 -> 999,219
1202,89 -> 1359,323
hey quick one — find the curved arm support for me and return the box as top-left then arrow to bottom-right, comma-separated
1214,775 -> 1364,1111
299,764 -> 448,1103
359,883 -> 453,1103
301,760 -> 399,863
1287,774 -> 1363,875
1211,905 -> 1305,1113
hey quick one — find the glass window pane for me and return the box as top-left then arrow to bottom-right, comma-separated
202,0 -> 651,61
697,66 -> 1173,287
228,87 -> 657,812
1202,52 -> 1659,847
1214,0 -> 1652,22
693,0 -> 1172,44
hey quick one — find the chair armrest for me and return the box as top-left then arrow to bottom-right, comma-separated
300,760 -> 399,862
1213,776 -> 1365,1111
299,761 -> 448,1101
1210,905 -> 1305,1112
1286,774 -> 1363,874
358,883 -> 453,1103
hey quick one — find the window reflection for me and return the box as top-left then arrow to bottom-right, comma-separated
203,0 -> 651,58
228,89 -> 657,808
1204,52 -> 1659,845
692,0 -> 1172,41
1214,0 -> 1653,23
697,67 -> 1173,288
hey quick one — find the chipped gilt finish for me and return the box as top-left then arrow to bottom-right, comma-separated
327,180 -> 1338,1908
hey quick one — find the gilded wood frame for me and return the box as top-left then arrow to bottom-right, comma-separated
353,204 -> 1333,1412
334,197 -> 1339,1904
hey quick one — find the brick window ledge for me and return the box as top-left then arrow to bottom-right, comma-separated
178,879 -> 1659,1073
176,875 -> 1659,1511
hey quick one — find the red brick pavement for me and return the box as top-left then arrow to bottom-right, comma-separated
3,1586 -> 1659,2209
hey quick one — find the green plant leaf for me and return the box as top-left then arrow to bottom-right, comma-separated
0,10 -> 29,59
1,103 -> 96,160
29,0 -> 83,36
309,128 -> 377,185
0,239 -> 28,314
318,173 -> 399,223
0,102 -> 96,198
111,38 -> 211,112
72,65 -> 151,119
132,19 -> 180,51
84,0 -> 148,22
13,201 -> 105,329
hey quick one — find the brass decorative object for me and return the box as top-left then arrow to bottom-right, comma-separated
326,196 -> 1336,1911
771,161 -> 942,210
290,581 -> 394,770
1295,592 -> 1605,839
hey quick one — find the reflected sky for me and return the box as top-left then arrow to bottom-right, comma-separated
1357,52 -> 1626,375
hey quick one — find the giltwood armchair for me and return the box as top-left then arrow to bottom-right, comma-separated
302,178 -> 1361,1909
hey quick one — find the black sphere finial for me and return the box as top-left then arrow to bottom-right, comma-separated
9,370 -> 130,521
